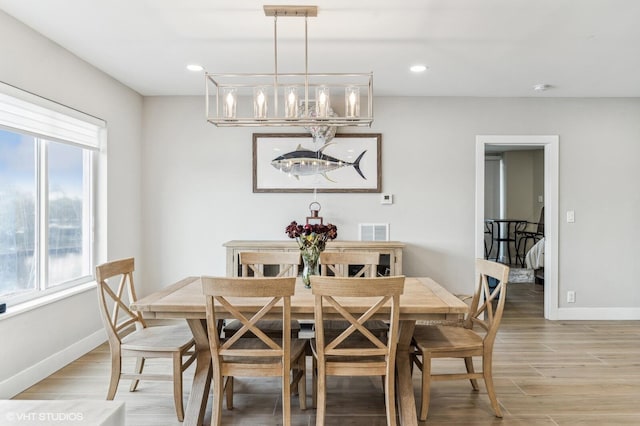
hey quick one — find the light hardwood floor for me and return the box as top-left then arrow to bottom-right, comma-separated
14,283 -> 640,425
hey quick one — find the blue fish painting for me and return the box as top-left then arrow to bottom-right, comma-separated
271,143 -> 367,181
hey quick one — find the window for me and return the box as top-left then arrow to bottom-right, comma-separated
0,85 -> 103,304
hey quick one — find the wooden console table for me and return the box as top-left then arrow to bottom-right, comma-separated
224,240 -> 404,277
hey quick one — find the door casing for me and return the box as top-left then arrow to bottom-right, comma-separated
475,135 -> 559,320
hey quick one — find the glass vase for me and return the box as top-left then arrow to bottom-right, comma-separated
301,246 -> 321,288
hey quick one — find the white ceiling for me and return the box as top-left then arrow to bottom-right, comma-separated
2,0 -> 639,97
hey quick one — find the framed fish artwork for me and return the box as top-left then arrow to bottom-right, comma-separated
253,133 -> 381,193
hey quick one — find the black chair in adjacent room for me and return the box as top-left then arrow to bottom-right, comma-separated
515,207 -> 545,267
484,221 -> 495,260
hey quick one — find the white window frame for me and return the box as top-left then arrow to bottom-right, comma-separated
0,82 -> 105,306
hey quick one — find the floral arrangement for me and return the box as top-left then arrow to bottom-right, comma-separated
286,220 -> 337,287
285,221 -> 338,251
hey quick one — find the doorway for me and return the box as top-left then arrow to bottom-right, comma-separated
475,135 -> 559,320
485,148 -> 543,265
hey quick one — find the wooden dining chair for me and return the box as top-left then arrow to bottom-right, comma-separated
319,251 -> 388,338
411,259 -> 509,420
240,251 -> 301,278
224,251 -> 302,338
95,258 -> 196,421
202,276 -> 307,426
310,275 -> 405,426
319,251 -> 379,277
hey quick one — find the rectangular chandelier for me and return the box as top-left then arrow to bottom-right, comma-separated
206,5 -> 373,128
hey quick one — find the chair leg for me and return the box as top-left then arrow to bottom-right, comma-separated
516,236 -> 528,267
419,352 -> 432,422
523,236 -> 531,267
212,369 -> 224,426
129,356 -> 145,392
315,362 -> 326,426
225,376 -> 234,410
464,357 -> 479,391
514,237 -> 522,266
311,357 -> 317,408
483,355 -> 502,418
297,356 -> 307,410
487,235 -> 494,260
384,371 -> 397,426
107,350 -> 121,400
172,353 -> 185,422
410,349 -> 420,376
282,364 -> 291,426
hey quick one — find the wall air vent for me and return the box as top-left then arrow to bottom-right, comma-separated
359,223 -> 390,241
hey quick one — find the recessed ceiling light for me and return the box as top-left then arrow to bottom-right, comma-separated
186,64 -> 204,72
533,84 -> 552,91
410,65 -> 428,73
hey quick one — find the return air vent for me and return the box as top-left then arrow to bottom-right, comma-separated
359,223 -> 390,241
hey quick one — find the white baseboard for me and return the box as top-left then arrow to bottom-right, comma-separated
557,307 -> 640,320
0,329 -> 106,399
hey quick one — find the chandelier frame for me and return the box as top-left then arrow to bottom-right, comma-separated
205,5 -> 374,128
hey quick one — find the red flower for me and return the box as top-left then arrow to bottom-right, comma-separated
285,221 -> 303,238
285,220 -> 338,249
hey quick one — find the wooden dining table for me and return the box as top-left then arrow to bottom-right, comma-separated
131,276 -> 468,426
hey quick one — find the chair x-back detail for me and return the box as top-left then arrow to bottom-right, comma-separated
240,251 -> 300,277
224,252 -> 302,339
310,275 -> 405,426
411,259 -> 509,420
319,251 -> 388,339
95,258 -> 196,421
319,251 -> 379,278
202,276 -> 307,426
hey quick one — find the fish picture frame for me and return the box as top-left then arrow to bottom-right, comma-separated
253,133 -> 381,193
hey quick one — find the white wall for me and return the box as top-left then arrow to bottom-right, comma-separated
0,11 -> 143,394
142,96 -> 640,314
505,150 -> 537,221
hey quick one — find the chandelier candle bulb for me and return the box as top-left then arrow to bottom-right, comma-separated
316,86 -> 330,118
223,88 -> 237,119
345,86 -> 360,118
253,87 -> 268,119
285,86 -> 298,118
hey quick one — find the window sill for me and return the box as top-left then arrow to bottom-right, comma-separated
0,282 -> 97,321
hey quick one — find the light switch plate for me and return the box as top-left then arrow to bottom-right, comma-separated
567,210 -> 575,223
